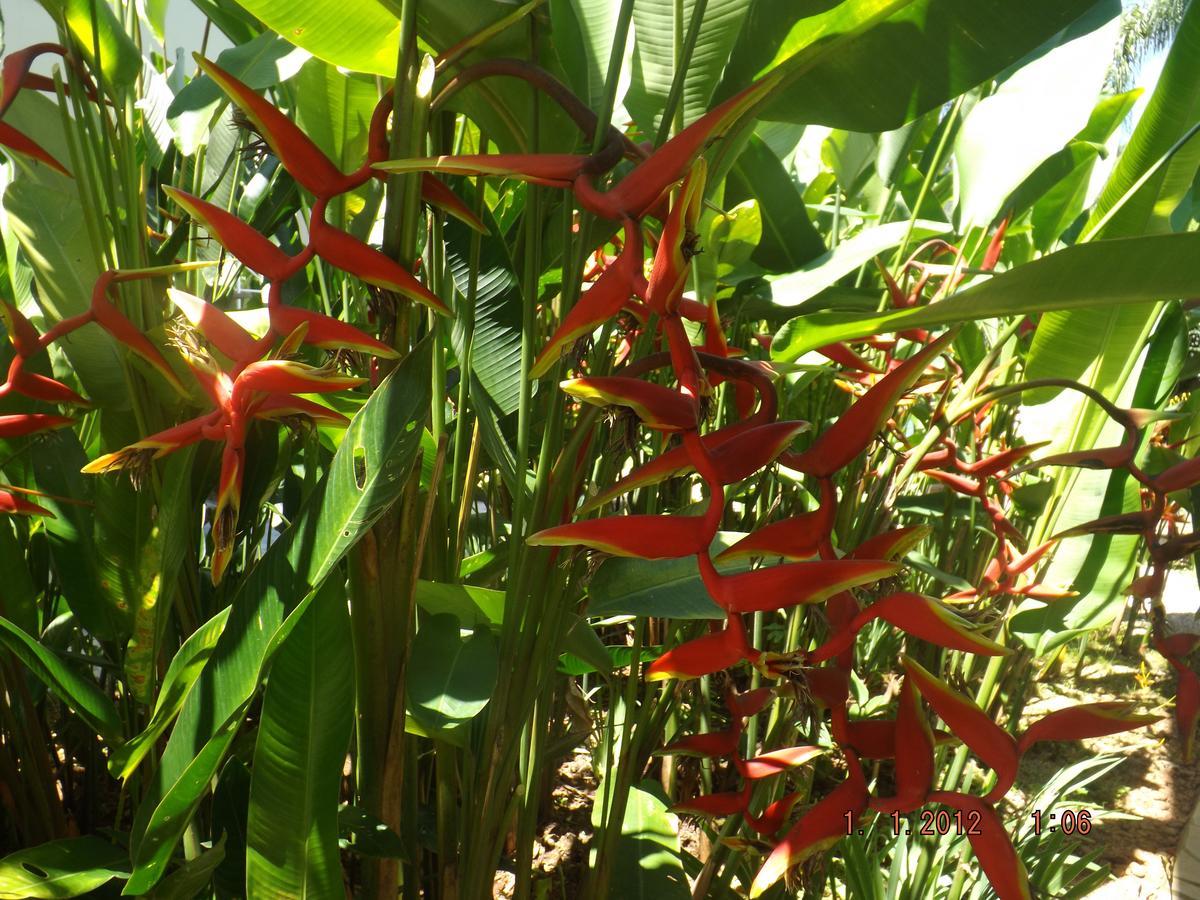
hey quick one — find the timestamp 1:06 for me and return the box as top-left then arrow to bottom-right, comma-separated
843,809 -> 1093,836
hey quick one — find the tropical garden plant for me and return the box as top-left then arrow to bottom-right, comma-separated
0,0 -> 1199,897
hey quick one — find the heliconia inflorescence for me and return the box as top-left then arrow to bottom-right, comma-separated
0,36 -> 1185,900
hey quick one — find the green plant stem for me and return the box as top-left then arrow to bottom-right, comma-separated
590,0 -> 636,154
655,0 -> 710,146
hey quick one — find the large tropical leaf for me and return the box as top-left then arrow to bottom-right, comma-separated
211,0 -> 400,76
548,0 -> 625,111
0,837 -> 128,899
1015,0 -> 1200,649
770,231 -> 1200,360
726,134 -> 826,272
714,0 -> 1115,131
625,0 -> 749,136
954,7 -> 1118,228
445,186 -> 523,415
246,579 -> 354,899
406,612 -> 499,736
124,339 -> 432,894
32,431 -> 142,643
2,93 -> 126,407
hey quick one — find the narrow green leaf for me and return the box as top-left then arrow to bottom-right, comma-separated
0,616 -> 122,743
770,231 -> 1200,360
108,607 -> 231,780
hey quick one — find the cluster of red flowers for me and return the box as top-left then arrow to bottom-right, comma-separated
0,39 -> 1186,899
0,47 -> 476,582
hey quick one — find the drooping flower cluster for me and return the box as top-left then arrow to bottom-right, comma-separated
0,48 -> 470,582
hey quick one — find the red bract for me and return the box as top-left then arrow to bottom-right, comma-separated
707,558 -> 900,614
1153,455 -> 1200,494
749,754 -> 868,897
560,375 -> 698,432
196,55 -> 354,198
871,679 -> 934,813
929,792 -> 1031,900
529,226 -> 642,378
782,333 -> 952,477
645,161 -> 706,316
645,616 -> 755,681
737,745 -> 824,780
581,73 -> 781,220
848,525 -> 930,561
809,592 -> 1009,664
901,655 -> 1018,796
526,511 -> 716,559
308,217 -> 448,314
1016,702 -> 1160,756
0,490 -> 53,517
164,187 -> 296,282
718,479 -> 837,562
0,121 -> 70,176
0,412 -> 73,438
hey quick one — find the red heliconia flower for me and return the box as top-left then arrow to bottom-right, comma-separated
749,753 -> 868,897
901,655 -> 1018,797
0,489 -> 53,517
848,525 -> 930,561
808,592 -> 1010,664
196,55 -> 359,199
84,334 -> 363,584
718,479 -> 837,562
644,160 -> 706,317
927,791 -> 1031,900
700,555 -> 900,614
164,187 -> 298,282
0,412 -> 73,438
646,615 -> 758,681
530,224 -> 644,378
870,679 -> 934,814
782,333 -> 952,477
560,375 -> 698,432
